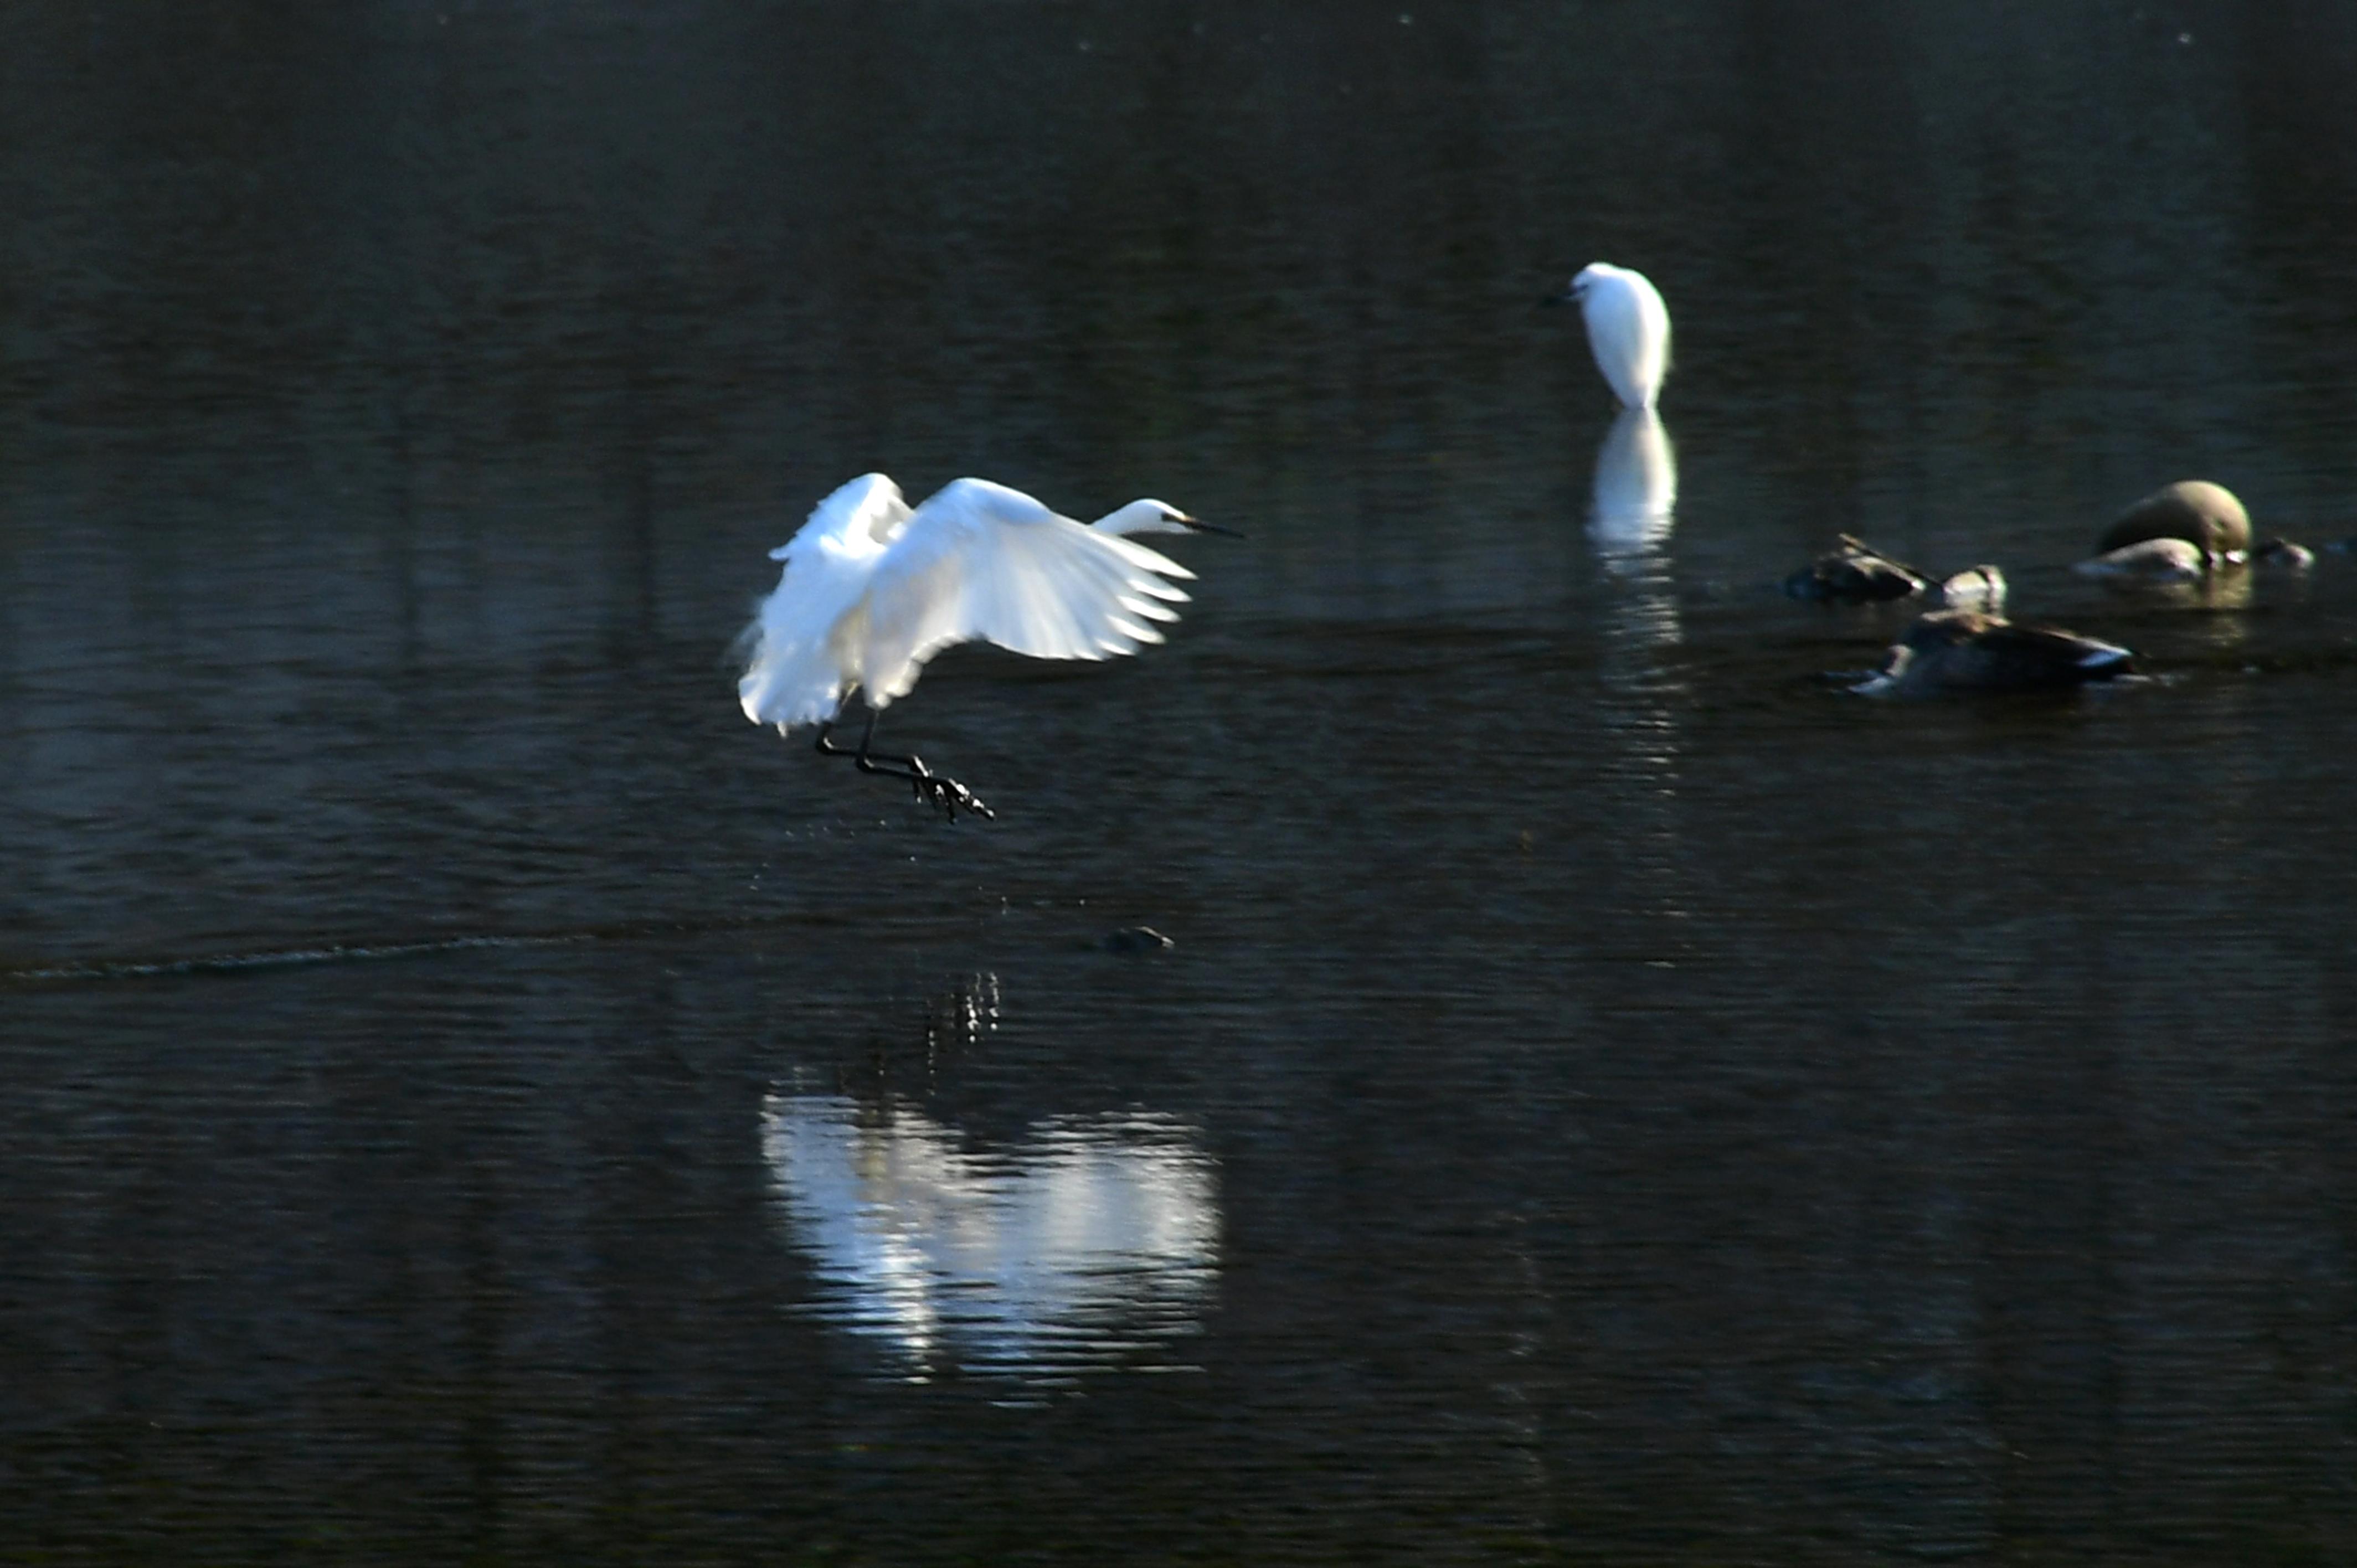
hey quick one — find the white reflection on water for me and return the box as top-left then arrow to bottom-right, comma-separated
1586,408 -> 1691,932
1588,407 -> 1678,568
762,1094 -> 1220,1383
1588,408 -> 1684,676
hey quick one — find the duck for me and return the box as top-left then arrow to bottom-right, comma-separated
1787,537 -> 2009,612
2253,536 -> 2315,571
1785,535 -> 1931,601
1937,565 -> 2008,612
2080,482 -> 2321,584
2074,535 -> 2207,582
2092,479 -> 2251,565
1853,609 -> 2134,696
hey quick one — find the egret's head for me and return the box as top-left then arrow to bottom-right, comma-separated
1093,499 -> 1241,538
1542,262 -> 1613,309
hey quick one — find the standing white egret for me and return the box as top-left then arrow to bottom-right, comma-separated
738,473 -> 1223,819
1545,261 -> 1671,411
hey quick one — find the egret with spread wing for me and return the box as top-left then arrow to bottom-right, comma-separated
738,474 -> 1221,819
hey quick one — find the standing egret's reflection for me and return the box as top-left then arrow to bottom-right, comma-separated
1587,407 -> 1684,673
1586,408 -> 1691,936
1588,408 -> 1678,568
763,1093 -> 1220,1384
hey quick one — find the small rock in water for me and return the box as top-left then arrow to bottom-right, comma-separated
1104,926 -> 1176,953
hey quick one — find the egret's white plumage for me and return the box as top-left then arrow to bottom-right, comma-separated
1556,262 -> 1671,411
738,474 -> 1198,736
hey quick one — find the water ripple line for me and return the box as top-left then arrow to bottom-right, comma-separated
1,911 -> 844,987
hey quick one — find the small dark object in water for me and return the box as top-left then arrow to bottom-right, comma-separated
2094,479 -> 2250,563
1785,535 -> 1930,601
2253,536 -> 2315,571
1854,609 -> 2134,695
1104,926 -> 1175,953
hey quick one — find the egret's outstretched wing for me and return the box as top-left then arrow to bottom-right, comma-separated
768,472 -> 912,564
738,473 -> 910,730
856,478 -> 1195,706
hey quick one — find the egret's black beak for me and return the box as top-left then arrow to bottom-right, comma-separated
1538,289 -> 1575,309
1180,515 -> 1244,539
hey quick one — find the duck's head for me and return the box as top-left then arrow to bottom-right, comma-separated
2253,536 -> 2315,571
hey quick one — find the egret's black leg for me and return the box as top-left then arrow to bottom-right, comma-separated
815,714 -> 993,821
860,716 -> 994,821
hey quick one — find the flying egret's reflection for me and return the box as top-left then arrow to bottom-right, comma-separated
763,994 -> 1219,1384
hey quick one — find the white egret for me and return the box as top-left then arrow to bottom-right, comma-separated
739,473 -> 1225,819
1546,261 -> 1671,410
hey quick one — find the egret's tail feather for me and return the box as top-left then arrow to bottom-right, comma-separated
738,625 -> 851,730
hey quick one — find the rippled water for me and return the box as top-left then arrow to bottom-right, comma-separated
7,3 -> 2357,1562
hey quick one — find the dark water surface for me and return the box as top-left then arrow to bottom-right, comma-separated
7,3 -> 2357,1562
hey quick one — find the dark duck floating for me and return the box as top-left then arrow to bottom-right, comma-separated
1788,535 -> 2008,610
2253,536 -> 2315,571
1786,535 -> 1930,601
1853,609 -> 2134,696
2093,479 -> 2250,561
2078,481 -> 2319,583
2076,478 -> 2329,579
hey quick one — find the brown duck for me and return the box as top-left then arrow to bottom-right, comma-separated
1854,609 -> 2134,695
